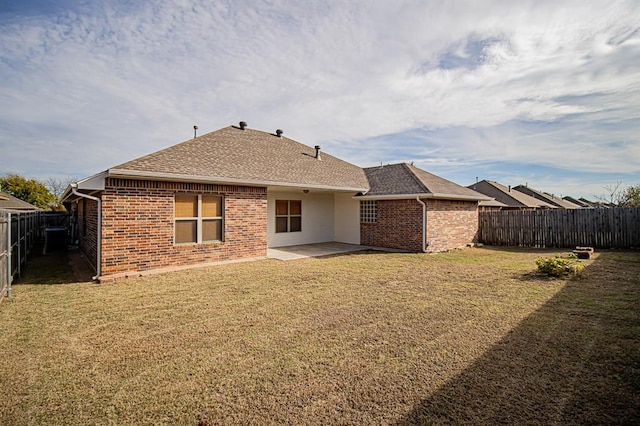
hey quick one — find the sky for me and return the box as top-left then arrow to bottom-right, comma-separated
0,0 -> 638,200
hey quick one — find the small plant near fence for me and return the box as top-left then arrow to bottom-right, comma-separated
536,253 -> 585,277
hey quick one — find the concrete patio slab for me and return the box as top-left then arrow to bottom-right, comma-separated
267,242 -> 375,261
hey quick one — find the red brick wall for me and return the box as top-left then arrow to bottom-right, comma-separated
426,199 -> 478,252
361,199 -> 423,251
77,197 -> 99,273
360,198 -> 479,252
100,179 -> 267,278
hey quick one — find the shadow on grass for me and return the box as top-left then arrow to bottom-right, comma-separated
14,247 -> 95,285
396,251 -> 640,425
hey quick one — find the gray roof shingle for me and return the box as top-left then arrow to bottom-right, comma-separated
363,163 -> 488,200
0,192 -> 41,211
467,180 -> 555,208
110,125 -> 369,191
513,185 -> 583,209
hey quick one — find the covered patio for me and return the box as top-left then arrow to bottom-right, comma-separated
267,242 -> 375,261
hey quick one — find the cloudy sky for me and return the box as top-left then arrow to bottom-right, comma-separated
1,0 -> 638,199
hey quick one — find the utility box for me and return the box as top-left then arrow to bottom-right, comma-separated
44,227 -> 68,254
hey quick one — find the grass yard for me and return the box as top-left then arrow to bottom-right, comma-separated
0,247 -> 638,425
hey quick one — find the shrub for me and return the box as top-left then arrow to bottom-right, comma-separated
536,253 -> 585,277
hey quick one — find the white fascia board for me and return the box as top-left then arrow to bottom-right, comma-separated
78,171 -> 107,190
61,171 -> 107,201
354,193 -> 491,202
108,169 -> 368,193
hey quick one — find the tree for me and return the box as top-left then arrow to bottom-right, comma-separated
595,181 -> 623,205
618,185 -> 640,207
0,174 -> 57,210
45,176 -> 76,210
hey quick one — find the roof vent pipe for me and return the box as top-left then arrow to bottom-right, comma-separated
239,121 -> 247,130
508,185 -> 511,192
193,125 -> 198,138
276,129 -> 283,137
314,145 -> 321,160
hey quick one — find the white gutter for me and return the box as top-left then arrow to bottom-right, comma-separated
355,193 -> 492,202
416,196 -> 427,253
71,185 -> 101,281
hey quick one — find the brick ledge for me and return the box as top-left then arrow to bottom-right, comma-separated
97,256 -> 267,283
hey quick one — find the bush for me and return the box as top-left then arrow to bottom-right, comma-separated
536,254 -> 585,277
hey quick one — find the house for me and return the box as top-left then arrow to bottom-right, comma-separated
563,196 -> 590,208
513,185 -> 583,209
358,163 -> 489,252
477,198 -> 508,211
467,180 -> 555,210
62,123 -> 488,281
0,192 -> 41,211
578,197 -> 612,208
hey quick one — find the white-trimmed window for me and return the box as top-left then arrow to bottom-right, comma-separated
360,200 -> 377,223
275,200 -> 301,233
175,194 -> 224,244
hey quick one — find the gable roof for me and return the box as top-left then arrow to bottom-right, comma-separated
563,196 -> 590,208
479,198 -> 508,208
467,180 -> 555,209
361,163 -> 489,201
513,185 -> 582,209
0,192 -> 41,211
109,125 -> 369,191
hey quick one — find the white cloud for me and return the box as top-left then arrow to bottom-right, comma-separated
0,0 -> 638,196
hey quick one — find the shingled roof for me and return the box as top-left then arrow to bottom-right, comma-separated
467,180 -> 555,209
513,185 -> 583,209
109,125 -> 369,191
0,191 -> 41,211
361,163 -> 489,201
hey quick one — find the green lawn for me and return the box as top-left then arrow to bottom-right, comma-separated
0,247 -> 638,425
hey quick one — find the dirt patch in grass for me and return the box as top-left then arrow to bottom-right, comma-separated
0,248 -> 638,424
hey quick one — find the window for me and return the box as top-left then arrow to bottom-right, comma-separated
275,200 -> 301,233
175,194 -> 223,244
360,200 -> 377,223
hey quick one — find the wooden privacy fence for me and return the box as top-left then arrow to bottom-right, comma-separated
479,207 -> 640,249
1,209 -> 41,299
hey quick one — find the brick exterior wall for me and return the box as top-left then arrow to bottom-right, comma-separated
77,197 -> 99,273
361,199 -> 423,251
98,178 -> 267,278
360,198 -> 479,252
426,199 -> 479,252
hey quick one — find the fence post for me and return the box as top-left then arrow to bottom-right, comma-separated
7,212 -> 12,298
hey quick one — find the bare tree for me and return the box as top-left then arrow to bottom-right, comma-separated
45,177 -> 77,209
595,181 -> 623,206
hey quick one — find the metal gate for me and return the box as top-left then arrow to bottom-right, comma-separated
1,209 -> 41,299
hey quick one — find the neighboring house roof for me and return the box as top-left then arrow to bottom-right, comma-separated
478,198 -> 508,208
109,125 -> 369,192
361,163 -> 490,201
579,198 -> 612,208
0,192 -> 41,211
467,180 -> 555,209
563,196 -> 590,208
513,185 -> 582,209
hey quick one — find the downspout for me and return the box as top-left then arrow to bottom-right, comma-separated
71,184 -> 101,281
416,196 -> 427,253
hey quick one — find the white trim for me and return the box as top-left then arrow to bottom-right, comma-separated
354,193 -> 491,202
61,171 -> 107,201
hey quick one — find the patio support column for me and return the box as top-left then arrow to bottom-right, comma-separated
416,196 -> 427,253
